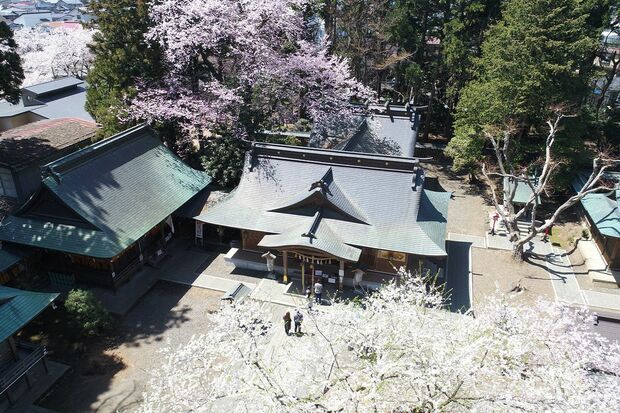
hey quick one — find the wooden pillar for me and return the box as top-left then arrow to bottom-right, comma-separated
42,356 -> 49,374
310,263 -> 315,290
339,260 -> 345,290
301,261 -> 305,291
110,260 -> 116,292
283,251 -> 288,283
5,389 -> 13,405
8,336 -> 18,361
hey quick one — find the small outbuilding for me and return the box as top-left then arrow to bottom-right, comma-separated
573,172 -> 620,269
0,286 -> 60,411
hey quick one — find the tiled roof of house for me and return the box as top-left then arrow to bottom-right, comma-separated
197,142 -> 450,258
0,118 -> 97,169
0,286 -> 58,342
0,124 -> 212,257
0,77 -> 94,123
333,115 -> 418,157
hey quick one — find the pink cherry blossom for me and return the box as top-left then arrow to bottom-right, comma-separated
129,0 -> 373,137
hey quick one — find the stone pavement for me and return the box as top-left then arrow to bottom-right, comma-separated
577,240 -> 619,285
250,279 -> 306,308
541,243 -> 586,306
448,232 -> 486,249
157,244 -> 259,292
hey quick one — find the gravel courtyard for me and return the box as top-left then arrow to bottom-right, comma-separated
40,282 -> 222,413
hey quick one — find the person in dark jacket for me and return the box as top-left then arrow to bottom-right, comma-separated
283,311 -> 292,336
294,309 -> 303,334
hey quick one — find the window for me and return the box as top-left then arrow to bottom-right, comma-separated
0,168 -> 16,198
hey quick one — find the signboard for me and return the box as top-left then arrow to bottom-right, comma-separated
377,250 -> 406,262
195,221 -> 204,239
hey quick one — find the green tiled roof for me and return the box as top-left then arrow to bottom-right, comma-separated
0,124 -> 212,258
572,172 -> 620,239
0,249 -> 20,272
580,194 -> 620,238
503,177 -> 541,205
0,216 -> 121,258
0,286 -> 58,342
198,143 -> 449,258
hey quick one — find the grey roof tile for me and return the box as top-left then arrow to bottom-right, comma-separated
197,143 -> 449,257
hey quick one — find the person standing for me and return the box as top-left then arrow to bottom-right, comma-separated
283,311 -> 292,336
294,309 -> 303,334
314,280 -> 323,304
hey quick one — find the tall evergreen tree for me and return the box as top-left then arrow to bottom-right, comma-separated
446,0 -> 610,169
85,0 -> 162,138
442,0 -> 502,108
322,0 -> 392,94
0,21 -> 24,104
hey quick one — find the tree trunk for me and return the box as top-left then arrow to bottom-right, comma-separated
512,241 -> 525,261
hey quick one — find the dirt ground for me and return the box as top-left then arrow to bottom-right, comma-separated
40,282 -> 222,413
472,247 -> 555,307
425,164 -> 491,237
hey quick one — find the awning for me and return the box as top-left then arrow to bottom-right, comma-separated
258,212 -> 362,262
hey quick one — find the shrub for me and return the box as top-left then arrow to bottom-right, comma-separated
65,289 -> 111,337
582,228 -> 590,240
201,136 -> 246,188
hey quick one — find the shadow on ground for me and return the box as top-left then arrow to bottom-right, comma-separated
37,281 -> 201,413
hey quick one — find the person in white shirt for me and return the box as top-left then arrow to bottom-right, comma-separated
314,281 -> 323,304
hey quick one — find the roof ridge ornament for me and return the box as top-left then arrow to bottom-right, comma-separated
309,179 -> 327,191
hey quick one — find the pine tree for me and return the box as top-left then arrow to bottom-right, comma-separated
0,21 -> 24,104
446,0 -> 610,169
85,0 -> 162,138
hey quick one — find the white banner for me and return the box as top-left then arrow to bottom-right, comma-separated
195,221 -> 204,239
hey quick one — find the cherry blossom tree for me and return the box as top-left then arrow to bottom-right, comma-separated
138,270 -> 620,412
14,26 -> 95,86
128,0 -> 373,139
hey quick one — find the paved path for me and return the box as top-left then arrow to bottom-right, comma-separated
582,290 -> 620,312
250,279 -> 307,308
448,233 -> 486,249
541,243 -> 586,306
445,240 -> 472,312
157,247 -> 259,292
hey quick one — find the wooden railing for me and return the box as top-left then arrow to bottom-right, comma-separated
0,342 -> 46,395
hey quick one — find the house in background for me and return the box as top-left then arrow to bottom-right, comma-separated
0,124 -> 212,291
0,77 -> 93,132
0,118 -> 97,202
0,286 -> 66,412
196,142 -> 450,290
